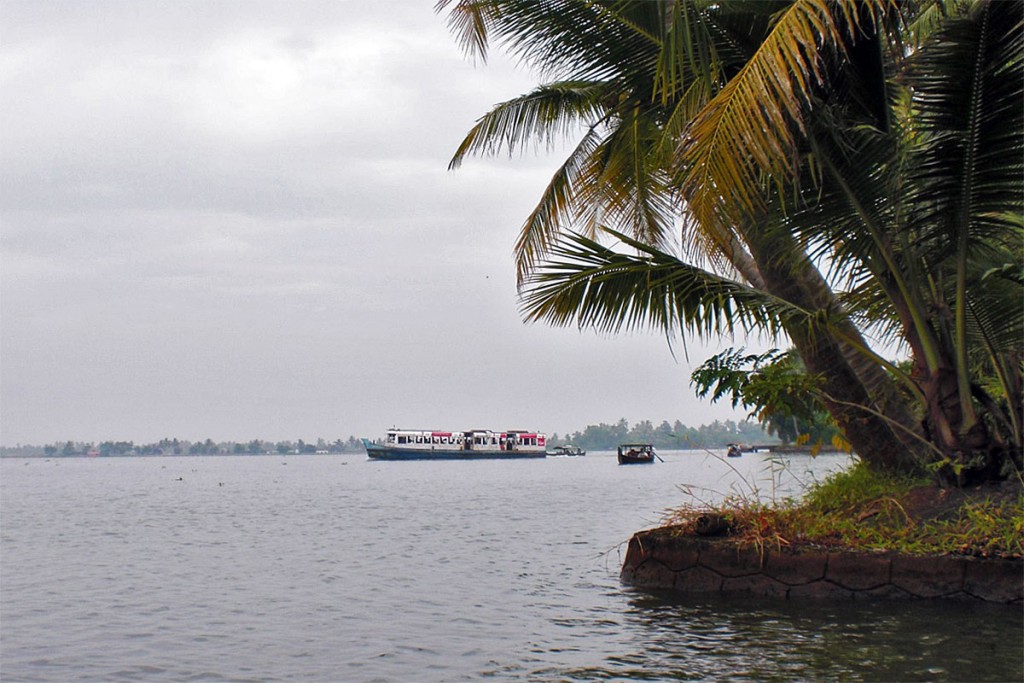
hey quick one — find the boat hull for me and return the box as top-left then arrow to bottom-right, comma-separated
617,455 -> 655,465
364,445 -> 546,461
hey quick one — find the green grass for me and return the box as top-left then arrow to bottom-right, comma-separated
664,461 -> 1024,559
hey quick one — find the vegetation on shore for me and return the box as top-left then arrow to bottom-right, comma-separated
664,460 -> 1024,559
552,418 -> 771,451
0,437 -> 367,458
0,417 -> 772,457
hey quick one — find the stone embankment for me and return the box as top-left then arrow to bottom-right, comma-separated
621,526 -> 1022,603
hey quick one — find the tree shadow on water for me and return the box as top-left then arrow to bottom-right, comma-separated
579,589 -> 1024,683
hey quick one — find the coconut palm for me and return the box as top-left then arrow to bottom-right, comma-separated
441,0 -> 926,469
439,0 -> 1023,481
800,0 -> 1024,479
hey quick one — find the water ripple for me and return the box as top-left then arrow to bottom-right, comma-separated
2,453 -> 1021,682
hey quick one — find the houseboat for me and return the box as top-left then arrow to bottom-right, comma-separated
362,428 -> 548,461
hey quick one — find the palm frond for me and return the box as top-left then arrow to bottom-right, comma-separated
652,0 -> 721,104
513,126 -> 605,282
435,0 -> 494,62
905,0 -> 1024,250
904,0 -> 972,50
584,110 -> 677,247
677,0 -> 888,230
451,0 -> 662,81
520,228 -> 801,339
449,80 -> 609,169
966,248 -> 1024,356
509,100 -> 682,283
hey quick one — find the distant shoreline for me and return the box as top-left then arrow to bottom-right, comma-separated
0,450 -> 362,459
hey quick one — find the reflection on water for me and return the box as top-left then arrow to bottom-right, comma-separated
558,590 -> 1024,682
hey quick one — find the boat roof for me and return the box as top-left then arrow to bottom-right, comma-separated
386,428 -> 543,436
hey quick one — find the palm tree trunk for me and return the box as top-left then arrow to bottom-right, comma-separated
743,230 -> 921,472
730,218 -> 923,455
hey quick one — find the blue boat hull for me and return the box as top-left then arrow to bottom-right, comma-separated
363,444 -> 546,461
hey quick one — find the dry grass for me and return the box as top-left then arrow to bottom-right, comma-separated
663,461 -> 1024,559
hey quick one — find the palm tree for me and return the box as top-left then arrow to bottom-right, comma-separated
439,0 -> 1022,481
803,0 -> 1024,480
441,0 -> 925,469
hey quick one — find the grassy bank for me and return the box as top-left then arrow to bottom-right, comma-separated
664,462 -> 1024,559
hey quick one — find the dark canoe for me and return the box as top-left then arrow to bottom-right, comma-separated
617,444 -> 657,465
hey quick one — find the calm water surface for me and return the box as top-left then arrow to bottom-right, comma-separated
1,452 -> 1021,682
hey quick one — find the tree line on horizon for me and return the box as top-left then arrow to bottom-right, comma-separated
0,418 -> 773,457
0,437 -> 365,458
551,418 -> 771,451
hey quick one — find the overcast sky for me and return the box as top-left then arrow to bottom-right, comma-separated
0,0 -> 755,446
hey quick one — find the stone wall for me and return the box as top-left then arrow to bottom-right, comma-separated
620,527 -> 1023,603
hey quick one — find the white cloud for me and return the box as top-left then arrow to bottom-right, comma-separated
0,0 -> 751,445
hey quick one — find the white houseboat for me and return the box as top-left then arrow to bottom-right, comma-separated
362,429 -> 547,460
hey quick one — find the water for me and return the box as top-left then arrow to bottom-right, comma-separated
1,452 -> 1020,682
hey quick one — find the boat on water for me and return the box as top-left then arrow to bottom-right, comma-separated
617,443 -> 657,465
362,428 -> 548,461
727,443 -> 743,458
547,444 -> 586,456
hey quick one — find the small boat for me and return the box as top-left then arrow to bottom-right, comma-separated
617,443 -> 657,465
727,443 -> 742,458
547,444 -> 586,456
362,428 -> 548,461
